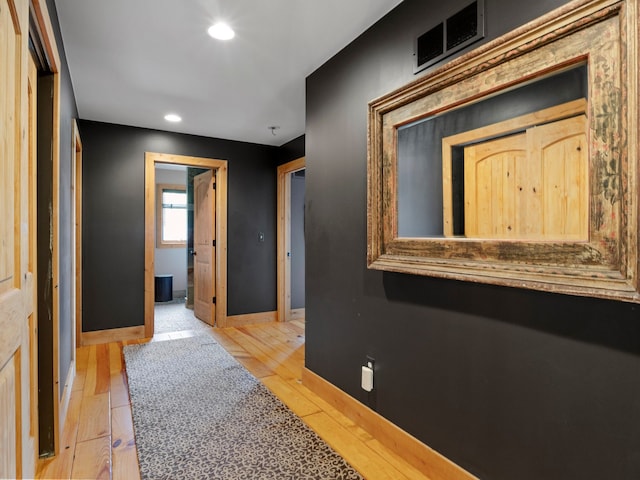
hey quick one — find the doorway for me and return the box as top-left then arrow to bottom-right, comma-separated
153,163 -> 190,334
144,152 -> 229,336
36,70 -> 59,457
277,157 -> 306,322
152,164 -> 217,336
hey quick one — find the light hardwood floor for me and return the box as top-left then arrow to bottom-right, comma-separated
37,320 -> 429,480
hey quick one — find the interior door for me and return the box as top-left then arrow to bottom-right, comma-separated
531,114 -> 588,239
464,115 -> 587,240
0,0 -> 37,477
193,170 -> 215,325
464,132 -> 527,238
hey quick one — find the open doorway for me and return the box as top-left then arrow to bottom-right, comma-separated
153,164 -> 198,335
154,163 -> 189,306
153,164 -> 222,337
277,157 -> 306,322
144,152 -> 229,337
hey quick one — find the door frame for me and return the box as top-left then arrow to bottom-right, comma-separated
72,120 -> 82,348
144,152 -> 228,334
27,49 -> 39,470
29,0 -> 63,461
277,157 -> 305,322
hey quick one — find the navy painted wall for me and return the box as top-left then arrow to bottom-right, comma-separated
78,120 -> 280,330
305,1 -> 640,479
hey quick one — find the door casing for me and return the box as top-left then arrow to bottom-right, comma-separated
73,121 -> 82,348
144,152 -> 228,334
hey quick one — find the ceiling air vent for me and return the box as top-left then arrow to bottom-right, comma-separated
415,0 -> 485,74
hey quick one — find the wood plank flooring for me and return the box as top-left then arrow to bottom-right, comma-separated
37,320 -> 429,480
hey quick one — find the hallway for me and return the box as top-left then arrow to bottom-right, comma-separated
36,320 -> 427,479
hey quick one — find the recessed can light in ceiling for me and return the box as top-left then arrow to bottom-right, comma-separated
208,22 -> 235,40
164,113 -> 182,122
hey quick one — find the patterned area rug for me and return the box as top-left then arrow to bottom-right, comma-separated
124,336 -> 363,480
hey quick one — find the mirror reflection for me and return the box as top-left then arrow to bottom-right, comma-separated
397,64 -> 588,239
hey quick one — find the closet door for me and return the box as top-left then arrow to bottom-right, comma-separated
464,114 -> 588,240
0,0 -> 37,477
464,133 -> 527,238
531,114 -> 588,240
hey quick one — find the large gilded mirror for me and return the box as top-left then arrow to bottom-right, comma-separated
367,0 -> 640,302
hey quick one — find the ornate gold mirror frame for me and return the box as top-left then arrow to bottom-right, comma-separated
367,0 -> 640,302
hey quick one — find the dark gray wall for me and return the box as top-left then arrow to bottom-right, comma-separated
78,121 -> 279,331
305,1 -> 640,479
277,135 -> 305,165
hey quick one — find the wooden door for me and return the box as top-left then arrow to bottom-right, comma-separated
193,170 -> 215,325
0,0 -> 38,477
464,115 -> 588,240
464,133 -> 527,238
531,115 -> 588,240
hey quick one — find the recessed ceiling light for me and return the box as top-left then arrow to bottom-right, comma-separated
208,22 -> 235,41
164,113 -> 182,122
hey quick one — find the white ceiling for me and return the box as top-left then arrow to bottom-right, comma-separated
54,0 -> 403,147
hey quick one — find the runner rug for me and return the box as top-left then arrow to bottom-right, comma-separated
123,335 -> 363,479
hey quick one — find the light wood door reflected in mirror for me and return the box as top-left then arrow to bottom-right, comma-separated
443,104 -> 588,241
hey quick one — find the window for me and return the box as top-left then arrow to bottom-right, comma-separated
156,184 -> 187,247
